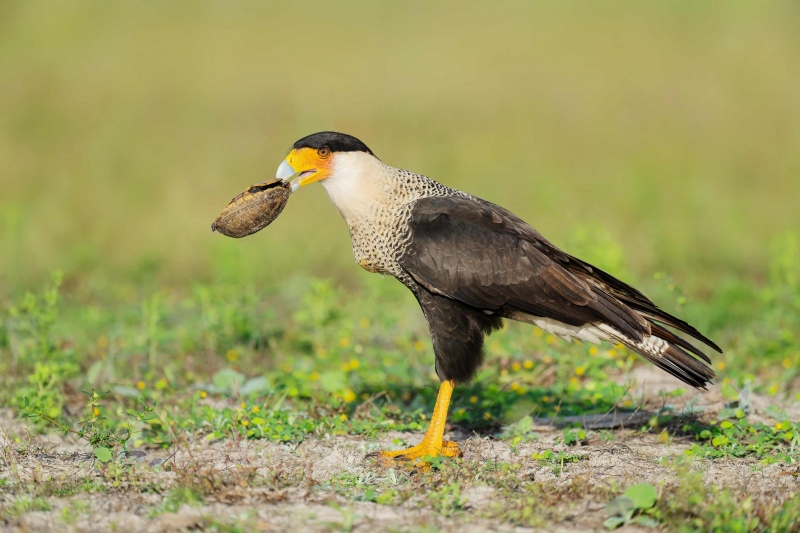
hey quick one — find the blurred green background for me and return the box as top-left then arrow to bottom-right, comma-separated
1,1 -> 799,294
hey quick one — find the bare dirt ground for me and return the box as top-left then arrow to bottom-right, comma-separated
2,376 -> 799,532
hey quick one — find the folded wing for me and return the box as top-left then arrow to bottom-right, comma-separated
399,196 -> 719,388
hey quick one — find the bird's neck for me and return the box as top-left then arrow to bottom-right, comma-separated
321,153 -> 399,223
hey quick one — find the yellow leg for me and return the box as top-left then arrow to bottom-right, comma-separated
377,380 -> 462,462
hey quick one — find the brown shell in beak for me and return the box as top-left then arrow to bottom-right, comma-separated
211,179 -> 291,238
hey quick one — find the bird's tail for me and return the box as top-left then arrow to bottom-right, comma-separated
598,323 -> 716,389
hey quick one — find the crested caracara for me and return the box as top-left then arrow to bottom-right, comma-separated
274,131 -> 720,461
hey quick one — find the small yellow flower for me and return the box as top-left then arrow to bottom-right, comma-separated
93,408 -> 100,416
516,386 -> 526,395
343,389 -> 356,403
608,349 -> 617,359
156,378 -> 168,390
542,396 -> 550,403
569,377 -> 579,385
546,335 -> 558,345
137,381 -> 146,390
575,366 -> 585,376
768,383 -> 779,395
775,422 -> 783,430
484,412 -> 492,420
512,362 -> 521,372
226,349 -> 239,362
722,377 -> 731,385
349,358 -> 360,370
589,346 -> 598,356
510,382 -> 520,391
358,317 -> 370,329
339,337 -> 351,348
414,340 -> 425,352
241,419 -> 249,426
240,402 -> 246,409
456,408 -> 466,415
340,413 -> 347,421
783,358 -> 792,369
252,406 -> 260,413
533,328 -> 543,338
310,371 -> 320,381
624,399 -> 632,407
553,405 -> 561,412
469,396 -> 478,404
543,355 -> 553,364
200,390 -> 207,398
717,361 -> 726,370
420,413 -> 427,420
500,369 -> 508,377
523,360 -> 533,370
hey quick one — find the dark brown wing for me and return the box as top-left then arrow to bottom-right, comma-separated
523,229 -> 722,356
399,195 -> 719,387
400,196 -> 650,341
473,199 -> 722,356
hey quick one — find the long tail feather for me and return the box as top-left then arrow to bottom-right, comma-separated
600,326 -> 717,389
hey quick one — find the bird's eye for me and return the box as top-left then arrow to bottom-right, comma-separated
318,147 -> 331,159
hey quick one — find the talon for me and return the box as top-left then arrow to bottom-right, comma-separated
376,437 -> 463,464
371,381 -> 461,466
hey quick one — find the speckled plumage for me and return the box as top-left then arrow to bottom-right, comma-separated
325,162 -> 466,280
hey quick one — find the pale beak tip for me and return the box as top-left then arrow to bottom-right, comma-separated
276,160 -> 295,181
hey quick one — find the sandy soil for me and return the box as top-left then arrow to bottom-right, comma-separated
2,379 -> 799,532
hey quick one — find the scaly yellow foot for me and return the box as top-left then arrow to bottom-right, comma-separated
371,380 -> 461,464
378,438 -> 462,461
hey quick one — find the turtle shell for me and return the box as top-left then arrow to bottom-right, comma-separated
211,179 -> 291,238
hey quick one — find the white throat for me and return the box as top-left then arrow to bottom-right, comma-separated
320,152 -> 390,220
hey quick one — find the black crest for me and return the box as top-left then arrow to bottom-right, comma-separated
293,131 -> 374,155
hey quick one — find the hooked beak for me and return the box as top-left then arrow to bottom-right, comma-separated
276,160 -> 318,192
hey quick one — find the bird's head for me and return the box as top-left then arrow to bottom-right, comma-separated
276,132 -> 375,191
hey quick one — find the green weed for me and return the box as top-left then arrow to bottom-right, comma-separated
658,466 -> 800,532
2,495 -> 52,518
683,415 -> 799,463
151,486 -> 204,516
604,483 -> 659,529
532,449 -> 586,477
19,389 -> 158,460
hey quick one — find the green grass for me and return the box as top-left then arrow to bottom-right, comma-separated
2,248 -> 799,457
2,240 -> 798,527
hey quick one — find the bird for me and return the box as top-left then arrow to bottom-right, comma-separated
275,131 -> 721,462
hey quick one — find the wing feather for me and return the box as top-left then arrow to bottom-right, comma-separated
399,195 -> 719,388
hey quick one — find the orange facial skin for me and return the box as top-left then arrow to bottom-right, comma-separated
285,147 -> 333,187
